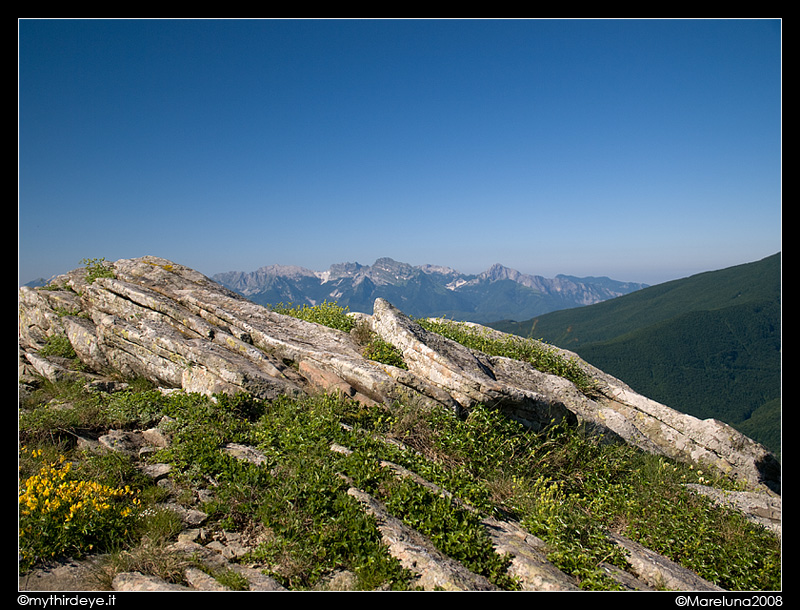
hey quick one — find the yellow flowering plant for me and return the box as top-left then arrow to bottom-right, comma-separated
19,448 -> 140,572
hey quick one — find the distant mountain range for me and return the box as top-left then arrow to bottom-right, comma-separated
212,257 -> 648,324
490,253 -> 782,456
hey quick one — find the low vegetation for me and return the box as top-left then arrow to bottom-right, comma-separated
270,300 -> 407,369
416,317 -> 596,394
18,383 -> 781,590
18,302 -> 781,590
269,301 -> 592,387
19,447 -> 140,572
270,300 -> 356,333
79,257 -> 116,284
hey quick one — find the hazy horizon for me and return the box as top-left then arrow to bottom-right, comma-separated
20,250 -> 781,290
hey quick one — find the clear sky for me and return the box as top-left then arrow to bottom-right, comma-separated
18,18 -> 781,286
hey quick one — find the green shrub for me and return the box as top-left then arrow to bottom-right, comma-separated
270,300 -> 355,333
19,449 -> 140,572
418,318 -> 596,394
39,335 -> 77,359
80,257 -> 115,283
362,337 -> 407,369
272,302 -> 408,369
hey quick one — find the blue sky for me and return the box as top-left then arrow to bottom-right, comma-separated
19,18 -> 781,286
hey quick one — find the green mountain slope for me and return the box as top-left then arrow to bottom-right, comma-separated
490,253 -> 781,456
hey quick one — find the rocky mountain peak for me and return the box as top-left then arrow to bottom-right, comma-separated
480,263 -> 519,280
212,258 -> 649,323
323,261 -> 365,281
475,263 -> 549,290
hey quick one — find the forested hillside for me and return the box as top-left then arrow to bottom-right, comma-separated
490,254 -> 781,456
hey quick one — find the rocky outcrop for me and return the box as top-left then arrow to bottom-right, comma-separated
19,256 -> 780,499
369,301 -> 780,496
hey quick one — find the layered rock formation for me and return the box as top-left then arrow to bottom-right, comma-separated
19,256 -> 780,499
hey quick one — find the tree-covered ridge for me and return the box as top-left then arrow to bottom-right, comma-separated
490,253 -> 781,455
